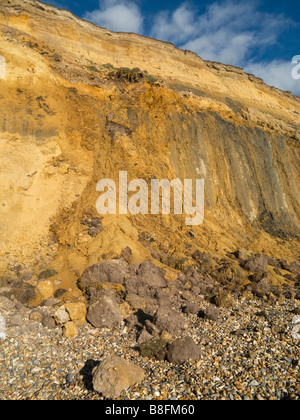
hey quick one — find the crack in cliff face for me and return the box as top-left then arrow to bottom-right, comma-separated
0,0 -> 299,278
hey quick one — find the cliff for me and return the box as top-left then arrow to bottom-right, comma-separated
0,0 -> 299,292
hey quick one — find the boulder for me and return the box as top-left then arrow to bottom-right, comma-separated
204,305 -> 220,321
125,261 -> 167,299
64,302 -> 86,326
92,355 -> 145,398
153,304 -> 185,336
243,255 -> 268,274
139,338 -> 168,360
166,336 -> 201,364
213,292 -> 236,308
252,277 -> 272,297
78,259 -> 129,292
35,280 -> 54,303
86,289 -> 122,329
183,302 -> 199,315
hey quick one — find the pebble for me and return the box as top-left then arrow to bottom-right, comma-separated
0,299 -> 299,400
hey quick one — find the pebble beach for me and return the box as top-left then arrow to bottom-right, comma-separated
1,298 -> 299,401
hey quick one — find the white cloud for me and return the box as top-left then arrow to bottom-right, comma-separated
83,0 -> 143,33
246,60 -> 300,95
81,0 -> 299,95
151,1 -> 291,67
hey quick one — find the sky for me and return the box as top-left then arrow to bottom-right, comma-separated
43,0 -> 300,95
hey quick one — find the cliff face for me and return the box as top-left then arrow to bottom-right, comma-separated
0,0 -> 299,288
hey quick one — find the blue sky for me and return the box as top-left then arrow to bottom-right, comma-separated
43,0 -> 300,95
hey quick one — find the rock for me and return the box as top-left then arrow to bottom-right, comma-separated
64,302 -> 86,326
13,285 -> 36,305
213,292 -> 236,308
243,255 -> 268,273
120,246 -> 133,264
29,309 -> 43,322
54,306 -> 70,325
35,280 -> 54,303
92,355 -> 145,398
0,296 -> 15,311
125,293 -> 156,310
289,262 -> 300,275
154,304 -> 185,336
54,288 -> 67,298
78,259 -> 129,292
137,328 -> 153,344
204,305 -> 220,321
86,289 -> 122,329
88,226 -> 101,237
9,314 -> 23,326
252,277 -> 272,297
42,315 -> 56,329
63,321 -> 78,338
235,248 -> 255,261
166,336 -> 201,364
183,302 -> 199,315
38,269 -> 58,280
144,319 -> 160,337
125,261 -> 167,298
139,338 -> 168,360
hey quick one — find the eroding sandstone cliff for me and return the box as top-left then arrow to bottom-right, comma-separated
0,0 -> 299,292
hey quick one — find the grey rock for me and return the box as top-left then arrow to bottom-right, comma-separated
78,259 -> 129,291
42,315 -> 56,329
166,336 -> 201,364
125,261 -> 167,299
87,289 -> 122,329
154,304 -> 185,336
204,305 -> 220,321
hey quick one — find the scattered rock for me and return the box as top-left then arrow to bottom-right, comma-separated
166,336 -> 201,364
235,249 -> 255,261
29,309 -> 43,322
213,292 -> 236,308
154,304 -> 185,336
54,288 -> 67,298
54,306 -> 70,325
252,277 -> 272,297
9,313 -> 23,326
139,338 -> 168,360
42,315 -> 56,329
63,321 -> 78,338
78,259 -> 129,292
64,302 -> 87,326
137,328 -> 153,344
120,247 -> 133,264
289,262 -> 300,275
243,255 -> 268,274
86,289 -> 122,329
204,305 -> 220,321
92,355 -> 145,398
125,261 -> 167,298
38,269 -> 58,280
183,302 -> 199,315
0,296 -> 15,311
35,280 -> 54,303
